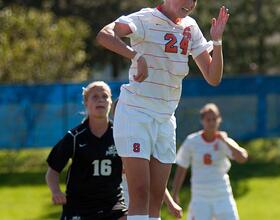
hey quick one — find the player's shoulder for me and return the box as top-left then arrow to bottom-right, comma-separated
181,131 -> 201,148
135,7 -> 155,15
125,7 -> 155,18
68,120 -> 88,137
186,131 -> 201,140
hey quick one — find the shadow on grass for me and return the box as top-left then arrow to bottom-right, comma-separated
29,203 -> 61,220
0,171 -> 67,186
35,210 -> 61,220
0,162 -> 279,205
228,161 -> 280,198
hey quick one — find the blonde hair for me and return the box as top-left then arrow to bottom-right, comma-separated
200,103 -> 221,119
82,81 -> 112,104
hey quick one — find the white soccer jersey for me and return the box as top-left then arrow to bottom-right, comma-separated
176,131 -> 235,199
116,7 -> 213,122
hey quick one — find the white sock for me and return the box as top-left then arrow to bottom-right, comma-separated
149,218 -> 161,220
127,215 -> 149,220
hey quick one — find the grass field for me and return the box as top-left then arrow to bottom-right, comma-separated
0,138 -> 279,220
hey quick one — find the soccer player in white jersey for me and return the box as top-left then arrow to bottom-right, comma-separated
97,0 -> 229,219
172,103 -> 248,220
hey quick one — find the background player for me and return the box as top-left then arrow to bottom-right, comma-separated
97,0 -> 229,219
172,103 -> 248,220
45,81 -> 127,220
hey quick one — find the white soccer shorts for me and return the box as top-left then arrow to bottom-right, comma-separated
187,196 -> 239,220
113,102 -> 176,163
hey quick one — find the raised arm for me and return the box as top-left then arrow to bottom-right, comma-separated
195,6 -> 229,86
97,22 -> 135,59
96,22 -> 148,82
217,132 -> 248,163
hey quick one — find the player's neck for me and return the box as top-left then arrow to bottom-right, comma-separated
201,131 -> 216,143
88,117 -> 109,138
157,4 -> 181,24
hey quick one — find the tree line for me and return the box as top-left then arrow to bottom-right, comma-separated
0,0 -> 279,83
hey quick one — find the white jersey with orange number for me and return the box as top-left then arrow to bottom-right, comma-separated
176,131 -> 235,199
115,7 -> 213,122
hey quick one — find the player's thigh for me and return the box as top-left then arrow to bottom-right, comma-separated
214,196 -> 239,220
113,102 -> 153,160
122,157 -> 150,198
153,115 -> 176,163
187,199 -> 212,220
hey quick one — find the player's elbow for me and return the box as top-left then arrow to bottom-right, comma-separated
96,24 -> 113,46
208,78 -> 221,87
235,151 -> 248,164
204,71 -> 222,86
236,157 -> 247,164
96,30 -> 106,46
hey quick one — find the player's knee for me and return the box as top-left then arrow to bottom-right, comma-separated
149,189 -> 165,207
130,182 -> 149,203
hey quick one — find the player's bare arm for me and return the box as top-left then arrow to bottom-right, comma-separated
217,132 -> 248,163
96,22 -> 148,82
163,188 -> 183,219
195,6 -> 229,86
45,167 -> 67,205
172,165 -> 188,204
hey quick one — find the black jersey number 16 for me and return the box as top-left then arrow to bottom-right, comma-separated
92,159 -> 112,176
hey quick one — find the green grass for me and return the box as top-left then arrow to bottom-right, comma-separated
0,139 -> 279,220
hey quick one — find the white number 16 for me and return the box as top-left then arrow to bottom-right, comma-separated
92,159 -> 112,176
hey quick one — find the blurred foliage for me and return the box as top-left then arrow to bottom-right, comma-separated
189,0 -> 280,75
0,5 -> 90,83
242,138 -> 280,163
0,0 -> 279,81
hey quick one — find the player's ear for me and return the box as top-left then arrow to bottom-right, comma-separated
218,116 -> 222,124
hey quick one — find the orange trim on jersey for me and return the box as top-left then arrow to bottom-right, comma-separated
143,53 -> 188,64
123,86 -> 180,102
201,132 -> 217,143
120,100 -> 173,116
130,80 -> 180,89
131,41 -> 166,47
130,66 -> 186,77
148,28 -> 180,34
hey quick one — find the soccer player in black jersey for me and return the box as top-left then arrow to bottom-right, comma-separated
46,81 -> 127,220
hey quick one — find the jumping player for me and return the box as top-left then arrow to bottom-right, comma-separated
112,98 -> 183,219
172,103 -> 248,220
45,81 -> 127,220
97,1 -> 229,219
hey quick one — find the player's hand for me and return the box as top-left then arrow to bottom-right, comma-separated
210,6 -> 229,41
52,191 -> 67,205
133,56 -> 148,82
167,200 -> 183,219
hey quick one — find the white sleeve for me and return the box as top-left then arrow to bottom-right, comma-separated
190,21 -> 213,58
220,138 -> 235,159
115,11 -> 145,41
176,138 -> 192,169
